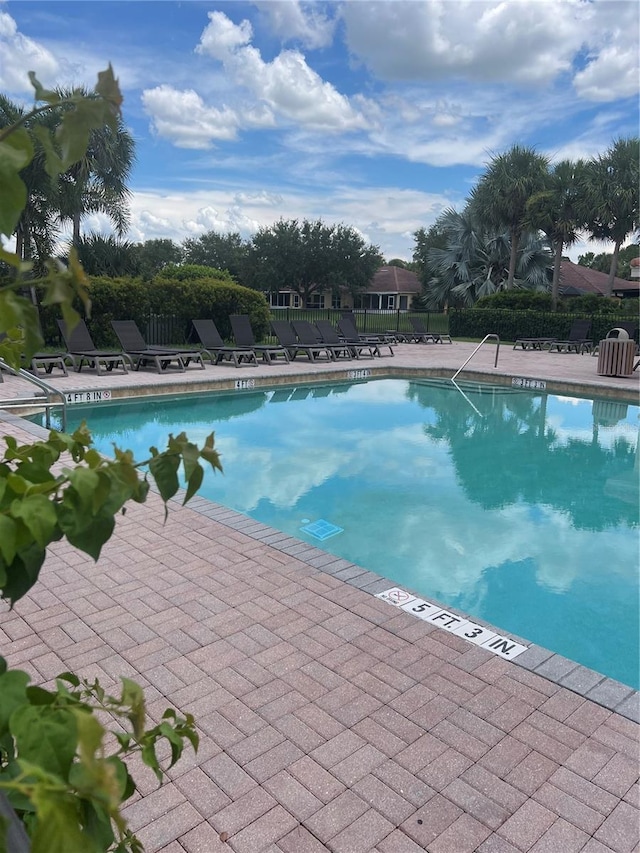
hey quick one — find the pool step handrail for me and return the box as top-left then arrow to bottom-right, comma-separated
452,334 -> 500,382
0,359 -> 67,429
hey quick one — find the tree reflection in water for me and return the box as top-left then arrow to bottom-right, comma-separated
408,382 -> 637,532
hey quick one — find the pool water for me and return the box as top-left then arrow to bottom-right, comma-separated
38,379 -> 640,688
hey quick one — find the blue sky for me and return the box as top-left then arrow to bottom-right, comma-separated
2,0 -> 638,261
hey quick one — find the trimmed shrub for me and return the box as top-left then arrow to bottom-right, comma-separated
450,308 -> 637,343
37,275 -> 270,348
159,264 -> 234,282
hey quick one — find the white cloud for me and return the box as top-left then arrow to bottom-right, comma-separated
340,0 -> 639,106
196,10 -> 368,131
141,84 -> 239,148
342,0 -> 580,85
574,44 -> 640,102
0,10 -> 59,93
254,0 -> 336,49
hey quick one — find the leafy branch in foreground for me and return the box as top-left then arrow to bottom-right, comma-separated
0,658 -> 198,853
0,65 -> 222,852
0,423 -> 222,606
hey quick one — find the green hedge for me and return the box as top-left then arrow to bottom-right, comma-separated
38,275 -> 270,348
450,308 -> 638,343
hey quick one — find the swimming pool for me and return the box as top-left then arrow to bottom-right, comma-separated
37,379 -> 640,688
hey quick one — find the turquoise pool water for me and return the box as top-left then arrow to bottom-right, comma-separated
37,379 -> 640,688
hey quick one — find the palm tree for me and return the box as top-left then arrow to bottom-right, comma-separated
470,145 -> 550,289
56,87 -> 135,246
525,159 -> 585,310
0,95 -> 60,273
423,207 -> 551,309
579,137 -> 640,296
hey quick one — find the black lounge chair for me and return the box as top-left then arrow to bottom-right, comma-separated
1,327 -> 71,376
547,319 -> 593,354
513,336 -> 557,351
271,320 -> 334,362
409,316 -> 451,344
291,319 -> 353,361
337,315 -> 395,355
191,319 -> 257,367
111,320 -> 205,372
57,319 -> 130,375
315,318 -> 379,359
229,314 -> 290,364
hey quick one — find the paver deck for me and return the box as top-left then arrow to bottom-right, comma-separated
1,341 -> 638,852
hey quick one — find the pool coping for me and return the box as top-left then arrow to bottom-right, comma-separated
4,373 -> 639,725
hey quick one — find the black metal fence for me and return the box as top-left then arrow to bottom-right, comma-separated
139,309 -> 450,345
78,307 -> 636,348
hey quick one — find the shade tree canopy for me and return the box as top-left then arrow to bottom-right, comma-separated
244,218 -> 383,307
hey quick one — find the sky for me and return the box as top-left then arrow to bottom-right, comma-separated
2,0 -> 639,263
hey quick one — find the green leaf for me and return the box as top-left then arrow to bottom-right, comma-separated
148,452 -> 180,507
64,466 -> 100,508
64,513 -> 115,561
10,706 -> 78,779
2,543 -> 46,604
0,129 -> 32,238
30,791 -> 89,853
0,516 -> 17,564
183,463 -> 203,505
0,668 -> 30,738
28,72 -> 61,104
10,494 -> 58,548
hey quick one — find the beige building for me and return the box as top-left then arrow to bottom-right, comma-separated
268,265 -> 422,310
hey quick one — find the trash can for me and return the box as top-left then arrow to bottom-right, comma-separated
596,339 -> 636,376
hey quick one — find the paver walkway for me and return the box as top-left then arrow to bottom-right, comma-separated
1,342 -> 638,852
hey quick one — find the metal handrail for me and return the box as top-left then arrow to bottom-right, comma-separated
452,334 -> 500,382
0,360 -> 67,429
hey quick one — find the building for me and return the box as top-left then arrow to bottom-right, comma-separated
559,260 -> 640,298
268,265 -> 422,310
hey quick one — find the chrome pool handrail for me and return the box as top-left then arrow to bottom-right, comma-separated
0,359 -> 67,429
451,334 -> 500,382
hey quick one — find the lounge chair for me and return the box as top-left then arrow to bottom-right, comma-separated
271,320 -> 334,362
547,319 -> 593,354
111,320 -> 205,372
291,319 -> 353,361
1,327 -> 71,377
409,316 -> 452,344
513,336 -> 557,351
315,318 -> 379,359
191,319 -> 257,367
57,319 -> 130,374
337,315 -> 395,355
229,315 -> 290,364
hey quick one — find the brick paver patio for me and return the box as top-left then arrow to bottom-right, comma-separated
1,341 -> 638,852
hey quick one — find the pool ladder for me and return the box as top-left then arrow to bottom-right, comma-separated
0,359 -> 67,429
452,334 -> 500,382
450,335 -> 500,416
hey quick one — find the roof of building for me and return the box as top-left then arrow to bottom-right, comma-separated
560,260 -> 639,296
367,265 -> 421,294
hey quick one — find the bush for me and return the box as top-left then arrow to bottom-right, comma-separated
37,275 -> 271,347
475,291 -> 554,311
159,263 -> 234,282
450,308 -> 637,343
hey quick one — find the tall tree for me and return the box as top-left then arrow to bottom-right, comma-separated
0,94 -> 60,273
56,87 -> 135,246
579,137 -> 640,296
423,207 -> 551,309
182,231 -> 250,282
470,145 -> 550,289
525,159 -> 584,310
246,218 -> 382,307
133,238 -> 183,279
